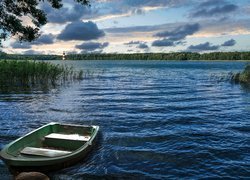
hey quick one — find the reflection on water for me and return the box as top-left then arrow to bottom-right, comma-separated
0,60 -> 250,179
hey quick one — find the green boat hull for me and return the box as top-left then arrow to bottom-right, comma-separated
0,122 -> 99,173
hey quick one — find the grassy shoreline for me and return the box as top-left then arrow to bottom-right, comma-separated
0,60 -> 83,92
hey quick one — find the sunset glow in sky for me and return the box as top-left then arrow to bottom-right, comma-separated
3,0 -> 250,55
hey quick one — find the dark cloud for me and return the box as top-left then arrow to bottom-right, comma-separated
131,8 -> 145,15
190,0 -> 238,18
105,22 -> 186,34
155,23 -> 200,41
40,0 -> 176,26
186,39 -> 236,52
75,42 -> 109,51
23,50 -> 43,55
80,49 -> 103,54
197,0 -> 227,8
137,43 -> 148,49
57,21 -> 105,41
79,0 -> 187,23
11,42 -> 31,49
40,0 -> 185,25
187,42 -> 220,51
122,0 -> 185,8
152,23 -> 200,47
221,39 -> 236,46
105,19 -> 250,36
152,39 -> 174,47
41,2 -> 95,24
11,34 -> 55,49
124,41 -> 142,45
66,51 -> 78,55
124,41 -> 148,49
106,25 -> 152,34
192,5 -> 238,18
32,34 -> 54,45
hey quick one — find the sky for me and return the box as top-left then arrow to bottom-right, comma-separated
2,0 -> 250,55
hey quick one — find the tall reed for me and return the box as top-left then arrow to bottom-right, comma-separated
232,64 -> 250,84
0,60 -> 83,91
239,65 -> 250,83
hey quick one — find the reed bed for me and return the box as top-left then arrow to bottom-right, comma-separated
239,65 -> 250,83
0,60 -> 83,91
232,64 -> 250,84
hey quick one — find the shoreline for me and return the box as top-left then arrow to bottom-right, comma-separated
1,59 -> 250,62
1,52 -> 250,61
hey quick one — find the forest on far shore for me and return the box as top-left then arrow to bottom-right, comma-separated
0,51 -> 250,61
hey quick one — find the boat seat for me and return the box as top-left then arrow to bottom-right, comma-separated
20,147 -> 72,157
45,133 -> 91,142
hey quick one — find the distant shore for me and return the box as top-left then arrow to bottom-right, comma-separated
0,52 -> 250,61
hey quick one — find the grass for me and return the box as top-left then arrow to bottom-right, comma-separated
239,65 -> 250,83
232,64 -> 250,84
0,60 -> 83,92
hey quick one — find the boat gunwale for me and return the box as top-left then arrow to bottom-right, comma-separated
0,122 -> 99,166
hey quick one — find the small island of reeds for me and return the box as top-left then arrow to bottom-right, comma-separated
232,65 -> 250,84
0,60 -> 83,92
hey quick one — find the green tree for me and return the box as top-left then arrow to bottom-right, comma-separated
0,0 -> 89,45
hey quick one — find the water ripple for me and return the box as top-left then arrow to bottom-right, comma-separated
0,60 -> 249,179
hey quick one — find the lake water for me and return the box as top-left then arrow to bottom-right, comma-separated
0,60 -> 249,179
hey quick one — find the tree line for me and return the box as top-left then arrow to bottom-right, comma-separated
1,51 -> 250,61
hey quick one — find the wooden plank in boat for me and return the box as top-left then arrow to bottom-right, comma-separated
20,147 -> 72,157
45,133 -> 91,141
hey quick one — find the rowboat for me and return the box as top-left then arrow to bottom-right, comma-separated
0,122 -> 99,172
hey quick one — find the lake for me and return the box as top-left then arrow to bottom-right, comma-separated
0,60 -> 249,179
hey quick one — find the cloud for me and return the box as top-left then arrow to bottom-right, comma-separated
105,18 -> 250,36
11,34 -> 54,49
11,42 -> 32,49
131,8 -> 145,15
82,0 -> 187,22
124,41 -> 142,45
190,0 -> 238,18
75,42 -> 109,51
187,42 -> 220,51
197,0 -> 226,7
137,43 -> 148,49
121,0 -> 186,9
57,21 -> 105,41
152,23 -> 200,47
124,40 -> 148,49
32,34 -> 54,45
66,50 -> 79,54
221,39 -> 236,46
152,39 -> 174,47
187,39 -> 236,52
23,50 -> 43,55
41,2 -> 95,24
105,22 -> 188,34
40,0 -> 182,24
80,49 -> 103,54
154,23 -> 200,41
